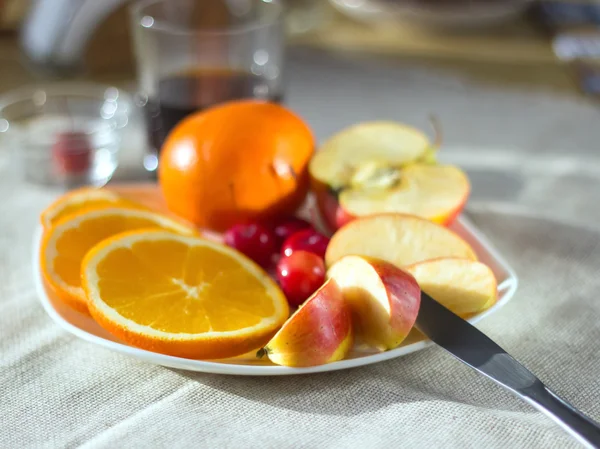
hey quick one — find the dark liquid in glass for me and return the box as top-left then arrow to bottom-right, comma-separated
142,68 -> 283,154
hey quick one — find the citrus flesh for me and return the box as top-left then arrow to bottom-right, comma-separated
40,187 -> 134,228
41,207 -> 196,313
82,230 -> 289,359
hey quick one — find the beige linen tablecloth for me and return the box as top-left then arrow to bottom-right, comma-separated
2,53 -> 600,448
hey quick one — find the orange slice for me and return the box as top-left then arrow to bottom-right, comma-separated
41,187 -> 138,229
41,207 -> 196,313
82,230 -> 289,359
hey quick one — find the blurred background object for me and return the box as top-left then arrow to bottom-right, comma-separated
0,0 -> 29,30
286,0 -> 331,35
329,0 -> 533,29
0,83 -> 130,187
1,0 -> 599,185
17,0 -> 326,77
4,0 -> 593,95
129,0 -> 286,172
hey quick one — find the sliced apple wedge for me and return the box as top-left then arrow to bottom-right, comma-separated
325,214 -> 477,268
327,255 -> 421,351
310,121 -> 436,190
259,279 -> 353,367
406,258 -> 497,317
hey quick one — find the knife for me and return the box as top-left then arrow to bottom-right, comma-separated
416,292 -> 600,449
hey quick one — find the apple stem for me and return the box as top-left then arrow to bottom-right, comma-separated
428,114 -> 443,151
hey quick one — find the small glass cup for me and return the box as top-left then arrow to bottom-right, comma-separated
0,84 -> 130,187
129,0 -> 285,172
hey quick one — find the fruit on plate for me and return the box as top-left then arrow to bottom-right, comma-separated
159,100 -> 314,231
40,207 -> 195,313
258,279 -> 352,367
270,216 -> 313,247
406,258 -> 497,317
311,122 -> 438,187
224,222 -> 277,268
327,255 -> 421,350
280,228 -> 330,259
309,121 -> 469,230
82,230 -> 289,359
313,164 -> 470,231
40,187 -> 134,229
276,250 -> 326,307
325,214 -> 477,268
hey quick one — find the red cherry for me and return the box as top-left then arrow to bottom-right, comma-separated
224,223 -> 277,268
52,131 -> 93,175
281,229 -> 330,259
276,250 -> 325,307
271,216 -> 312,247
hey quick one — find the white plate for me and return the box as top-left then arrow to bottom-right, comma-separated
33,215 -> 518,376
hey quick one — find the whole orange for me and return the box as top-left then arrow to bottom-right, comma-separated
158,100 -> 314,231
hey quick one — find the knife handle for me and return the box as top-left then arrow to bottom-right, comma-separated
522,382 -> 600,449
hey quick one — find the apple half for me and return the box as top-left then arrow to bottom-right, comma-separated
328,255 -> 421,351
406,257 -> 497,317
325,213 -> 477,268
309,121 -> 469,231
310,121 -> 437,189
259,279 -> 353,367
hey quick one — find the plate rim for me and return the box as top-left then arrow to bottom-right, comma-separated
33,216 -> 518,376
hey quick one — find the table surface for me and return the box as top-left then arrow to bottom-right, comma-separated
2,45 -> 600,448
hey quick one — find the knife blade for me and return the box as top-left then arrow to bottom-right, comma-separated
415,291 -> 600,449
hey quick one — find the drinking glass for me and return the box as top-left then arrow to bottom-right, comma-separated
130,0 -> 285,172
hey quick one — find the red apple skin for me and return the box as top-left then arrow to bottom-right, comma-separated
313,181 -> 467,232
369,258 -> 421,348
329,256 -> 421,350
312,180 -> 355,233
262,279 -> 353,367
437,203 -> 463,227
